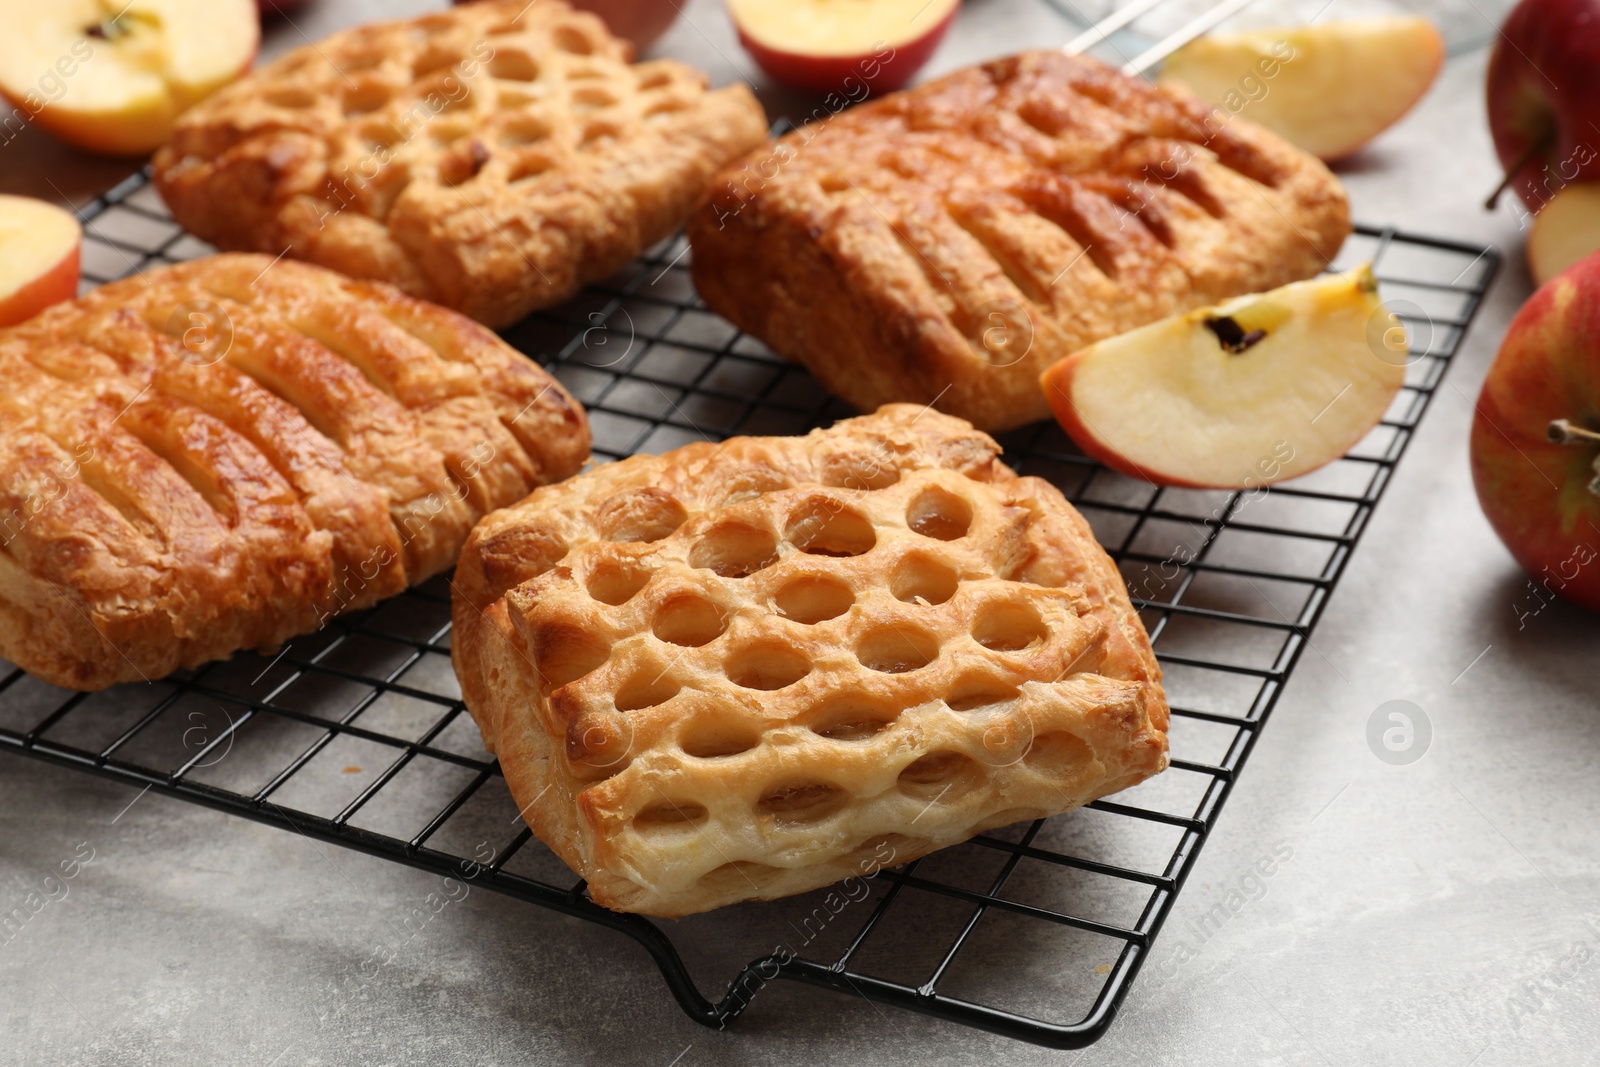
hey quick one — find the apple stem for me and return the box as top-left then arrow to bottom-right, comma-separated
1484,132 -> 1556,212
1548,419 -> 1600,445
1548,419 -> 1600,498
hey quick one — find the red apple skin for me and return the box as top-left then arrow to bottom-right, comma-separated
1040,361 -> 1214,490
1470,253 -> 1600,611
735,3 -> 958,94
451,0 -> 682,51
1487,0 -> 1600,212
569,0 -> 682,50
0,242 -> 79,329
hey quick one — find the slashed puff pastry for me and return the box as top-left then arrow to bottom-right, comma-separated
153,0 -> 768,327
0,254 -> 588,691
688,50 -> 1351,431
452,406 -> 1168,916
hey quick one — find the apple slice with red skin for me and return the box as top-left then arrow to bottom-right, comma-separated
1485,0 -> 1600,212
0,195 -> 82,329
726,0 -> 960,94
1040,265 -> 1405,490
1470,253 -> 1600,611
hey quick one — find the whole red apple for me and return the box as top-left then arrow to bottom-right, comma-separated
1470,252 -> 1600,612
1485,0 -> 1600,212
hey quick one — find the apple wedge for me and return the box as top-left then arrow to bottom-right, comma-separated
1528,183 -> 1600,286
0,0 -> 259,157
0,195 -> 82,328
1160,16 -> 1444,161
726,0 -> 959,94
1040,266 -> 1406,489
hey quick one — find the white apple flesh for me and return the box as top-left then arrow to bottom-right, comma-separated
1527,182 -> 1600,286
1040,266 -> 1406,489
1160,17 -> 1444,161
0,0 -> 259,157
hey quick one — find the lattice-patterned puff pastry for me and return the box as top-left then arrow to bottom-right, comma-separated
688,51 -> 1351,432
452,406 -> 1167,916
152,0 -> 768,328
0,254 -> 588,691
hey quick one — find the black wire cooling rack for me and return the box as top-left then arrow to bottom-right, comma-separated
0,167 -> 1498,1049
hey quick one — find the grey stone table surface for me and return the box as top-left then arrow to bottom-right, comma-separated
4,1 -> 1598,1065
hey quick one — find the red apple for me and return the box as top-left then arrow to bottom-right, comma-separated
1470,253 -> 1600,611
452,0 -> 682,52
569,0 -> 681,51
727,0 -> 959,94
0,0 -> 259,157
1040,266 -> 1405,489
0,195 -> 82,328
1485,0 -> 1600,212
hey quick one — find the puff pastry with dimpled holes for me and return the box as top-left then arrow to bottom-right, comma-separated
151,0 -> 769,328
0,253 -> 589,692
687,50 -> 1351,432
452,405 -> 1167,917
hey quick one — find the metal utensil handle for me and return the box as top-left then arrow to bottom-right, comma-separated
1061,0 -> 1171,56
1122,0 -> 1259,73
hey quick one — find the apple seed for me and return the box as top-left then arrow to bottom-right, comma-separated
1204,315 -> 1268,354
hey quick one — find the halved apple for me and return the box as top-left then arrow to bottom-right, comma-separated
1040,266 -> 1406,489
1528,182 -> 1600,287
1160,16 -> 1444,161
0,195 -> 82,328
0,0 -> 259,157
726,0 -> 959,94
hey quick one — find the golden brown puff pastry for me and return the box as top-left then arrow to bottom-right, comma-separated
0,253 -> 588,692
688,50 -> 1351,432
452,405 -> 1167,917
151,0 -> 769,328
